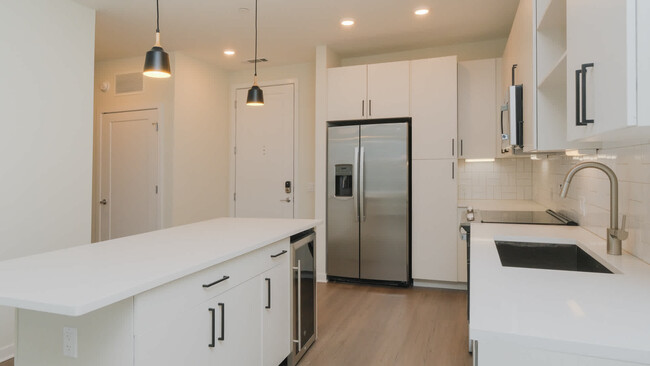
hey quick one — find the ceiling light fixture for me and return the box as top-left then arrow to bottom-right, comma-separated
341,19 -> 355,26
246,0 -> 264,106
143,0 -> 171,78
224,50 -> 236,56
415,8 -> 430,15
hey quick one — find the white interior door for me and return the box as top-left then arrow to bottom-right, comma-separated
235,84 -> 294,218
100,109 -> 160,240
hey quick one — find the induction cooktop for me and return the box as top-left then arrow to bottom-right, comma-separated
480,209 -> 578,226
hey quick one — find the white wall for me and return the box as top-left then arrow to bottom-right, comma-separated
93,56 -> 176,237
533,144 -> 650,264
340,38 -> 507,66
172,53 -> 230,225
228,63 -> 316,220
0,0 -> 96,360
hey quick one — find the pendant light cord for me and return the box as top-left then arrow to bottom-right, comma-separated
254,0 -> 258,77
156,0 -> 160,33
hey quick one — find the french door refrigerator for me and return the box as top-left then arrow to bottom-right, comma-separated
327,119 -> 410,286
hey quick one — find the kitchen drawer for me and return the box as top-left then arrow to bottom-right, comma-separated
134,239 -> 289,335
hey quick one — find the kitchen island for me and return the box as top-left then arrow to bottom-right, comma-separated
470,223 -> 650,365
0,218 -> 319,366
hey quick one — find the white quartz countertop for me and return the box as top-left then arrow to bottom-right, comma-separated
0,218 -> 319,316
458,199 -> 545,211
470,223 -> 650,363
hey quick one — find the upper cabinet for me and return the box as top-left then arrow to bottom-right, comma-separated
566,0 -> 648,141
327,61 -> 410,121
458,58 -> 498,159
411,56 -> 458,160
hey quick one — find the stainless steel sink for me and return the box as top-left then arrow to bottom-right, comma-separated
495,241 -> 613,274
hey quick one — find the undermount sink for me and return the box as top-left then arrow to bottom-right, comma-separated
494,241 -> 613,274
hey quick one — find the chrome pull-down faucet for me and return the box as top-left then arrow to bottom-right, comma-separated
560,162 -> 628,255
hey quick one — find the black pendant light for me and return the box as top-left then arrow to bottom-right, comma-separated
246,0 -> 264,106
143,0 -> 171,78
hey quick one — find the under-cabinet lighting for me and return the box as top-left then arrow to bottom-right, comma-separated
465,158 -> 495,163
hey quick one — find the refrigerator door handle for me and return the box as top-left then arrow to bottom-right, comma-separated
360,146 -> 366,222
353,147 -> 360,222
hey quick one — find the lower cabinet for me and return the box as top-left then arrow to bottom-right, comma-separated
262,260 -> 291,366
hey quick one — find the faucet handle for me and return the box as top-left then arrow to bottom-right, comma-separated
613,215 -> 629,241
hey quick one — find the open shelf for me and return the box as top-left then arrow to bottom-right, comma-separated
537,0 -> 566,31
538,51 -> 567,89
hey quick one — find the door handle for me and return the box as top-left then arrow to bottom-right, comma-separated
575,69 -> 583,126
280,198 -> 291,203
265,278 -> 271,309
353,147 -> 360,222
452,139 -> 455,157
99,199 -> 107,205
576,64 -> 595,126
359,146 -> 366,222
208,308 -> 216,347
362,100 -> 365,117
218,303 -> 225,341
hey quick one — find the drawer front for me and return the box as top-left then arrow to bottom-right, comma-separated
134,239 -> 289,335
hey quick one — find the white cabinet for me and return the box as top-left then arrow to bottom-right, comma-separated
566,0 -> 641,141
261,256 -> 291,366
327,61 -> 410,121
458,59 -> 498,159
327,65 -> 367,121
411,56 -> 458,160
412,159 -> 458,282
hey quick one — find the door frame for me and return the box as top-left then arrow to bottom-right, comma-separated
94,107 -> 164,242
229,79 -> 299,217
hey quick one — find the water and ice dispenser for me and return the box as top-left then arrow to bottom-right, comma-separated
335,164 -> 353,197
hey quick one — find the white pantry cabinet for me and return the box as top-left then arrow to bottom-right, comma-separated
458,59 -> 498,159
327,61 -> 410,121
411,56 -> 458,160
566,0 -> 648,141
412,159 -> 458,282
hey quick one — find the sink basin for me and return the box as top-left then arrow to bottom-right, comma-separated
494,241 -> 613,274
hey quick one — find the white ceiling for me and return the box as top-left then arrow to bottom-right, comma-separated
74,0 -> 519,70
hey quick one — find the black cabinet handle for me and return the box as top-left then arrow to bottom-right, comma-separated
452,162 -> 455,180
208,308 -> 215,347
461,140 -> 464,156
581,63 -> 594,125
362,100 -> 364,117
270,250 -> 287,258
369,99 -> 372,116
575,69 -> 583,126
452,139 -> 455,157
265,278 -> 271,309
218,303 -> 225,341
202,275 -> 230,288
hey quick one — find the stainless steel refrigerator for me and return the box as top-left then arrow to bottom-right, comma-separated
327,120 -> 410,285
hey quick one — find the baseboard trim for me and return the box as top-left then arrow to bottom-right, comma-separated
413,279 -> 467,290
0,343 -> 14,363
316,272 -> 328,283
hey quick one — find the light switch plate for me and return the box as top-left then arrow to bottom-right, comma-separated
63,327 -> 78,358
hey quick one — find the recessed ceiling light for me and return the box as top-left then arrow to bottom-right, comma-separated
415,8 -> 430,15
224,50 -> 236,56
340,18 -> 355,26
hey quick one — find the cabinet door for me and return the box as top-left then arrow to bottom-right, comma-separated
412,159 -> 458,282
262,262 -> 291,366
327,65 -> 367,121
458,59 -> 497,159
566,0 -> 634,140
639,1 -> 650,126
212,277 -> 262,365
367,61 -> 410,119
411,56 -> 458,160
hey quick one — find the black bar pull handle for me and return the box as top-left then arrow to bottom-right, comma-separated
581,63 -> 595,125
460,140 -> 464,156
575,69 -> 584,126
452,162 -> 455,180
452,139 -> 455,157
369,99 -> 372,116
270,250 -> 287,258
362,100 -> 364,117
218,303 -> 225,341
202,275 -> 230,288
208,308 -> 216,347
265,278 -> 271,309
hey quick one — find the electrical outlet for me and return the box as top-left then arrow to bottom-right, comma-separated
63,327 -> 78,358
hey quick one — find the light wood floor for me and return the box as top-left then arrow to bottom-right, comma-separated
299,282 -> 472,366
0,359 -> 12,366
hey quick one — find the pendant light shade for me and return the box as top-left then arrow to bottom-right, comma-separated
246,0 -> 264,106
143,0 -> 171,78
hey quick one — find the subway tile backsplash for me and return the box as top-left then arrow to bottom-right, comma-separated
532,143 -> 650,264
458,158 -> 533,200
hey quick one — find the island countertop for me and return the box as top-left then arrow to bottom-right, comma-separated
0,218 -> 319,316
470,223 -> 650,364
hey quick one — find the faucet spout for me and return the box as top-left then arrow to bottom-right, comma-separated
560,162 -> 626,255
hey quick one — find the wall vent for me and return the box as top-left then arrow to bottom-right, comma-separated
115,72 -> 144,95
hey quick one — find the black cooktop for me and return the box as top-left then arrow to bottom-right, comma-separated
480,209 -> 578,226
